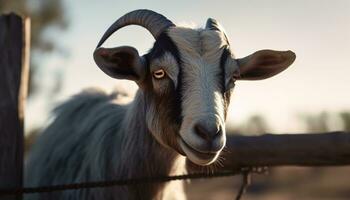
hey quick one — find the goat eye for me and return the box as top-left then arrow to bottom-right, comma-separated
153,69 -> 166,79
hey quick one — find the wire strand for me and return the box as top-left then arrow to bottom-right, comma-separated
0,170 -> 240,196
235,171 -> 251,200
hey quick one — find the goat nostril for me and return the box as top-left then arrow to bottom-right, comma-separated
194,124 -> 209,141
194,123 -> 221,141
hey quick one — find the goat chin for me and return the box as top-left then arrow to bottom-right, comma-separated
178,138 -> 219,166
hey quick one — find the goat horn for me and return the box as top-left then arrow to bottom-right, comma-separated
205,18 -> 222,31
206,18 -> 230,45
96,9 -> 175,48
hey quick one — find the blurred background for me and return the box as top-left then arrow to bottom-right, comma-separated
1,0 -> 349,199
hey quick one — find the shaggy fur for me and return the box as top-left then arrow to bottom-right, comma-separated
25,25 -> 236,200
25,89 -> 186,200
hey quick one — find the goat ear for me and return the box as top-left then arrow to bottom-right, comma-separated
93,46 -> 146,81
236,50 -> 296,80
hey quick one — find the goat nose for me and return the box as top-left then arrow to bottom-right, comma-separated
194,121 -> 222,141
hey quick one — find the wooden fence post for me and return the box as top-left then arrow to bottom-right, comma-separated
0,13 -> 30,200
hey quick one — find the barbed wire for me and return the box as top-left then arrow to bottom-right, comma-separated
0,170 -> 244,196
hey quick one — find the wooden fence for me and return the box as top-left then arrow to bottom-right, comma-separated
0,13 -> 30,200
0,13 -> 349,200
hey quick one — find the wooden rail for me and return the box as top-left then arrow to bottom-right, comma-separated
187,132 -> 350,173
222,132 -> 350,170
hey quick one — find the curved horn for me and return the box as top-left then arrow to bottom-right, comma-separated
206,18 -> 230,45
206,18 -> 222,31
96,9 -> 175,48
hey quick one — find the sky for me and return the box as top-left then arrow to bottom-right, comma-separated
26,0 -> 350,133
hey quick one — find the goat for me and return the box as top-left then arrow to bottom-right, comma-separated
25,9 -> 296,200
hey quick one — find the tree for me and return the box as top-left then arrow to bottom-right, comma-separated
0,0 -> 68,96
300,112 -> 330,132
340,112 -> 350,132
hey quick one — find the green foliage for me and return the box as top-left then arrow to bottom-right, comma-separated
245,115 -> 269,134
0,0 -> 68,96
300,112 -> 330,132
227,114 -> 270,135
340,112 -> 350,131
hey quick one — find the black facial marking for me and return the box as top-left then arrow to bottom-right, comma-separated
219,47 -> 230,93
145,31 -> 183,125
147,32 -> 181,65
174,59 -> 183,124
147,80 -> 182,149
219,46 -> 232,119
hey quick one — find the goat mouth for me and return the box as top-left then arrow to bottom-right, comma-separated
178,138 -> 219,166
